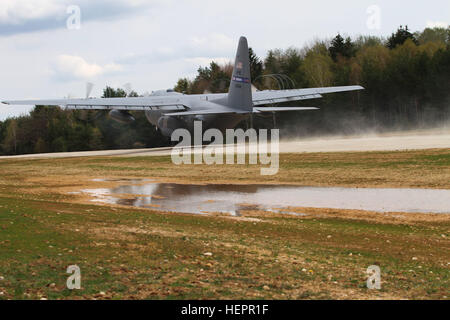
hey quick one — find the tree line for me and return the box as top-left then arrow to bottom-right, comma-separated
1,26 -> 449,155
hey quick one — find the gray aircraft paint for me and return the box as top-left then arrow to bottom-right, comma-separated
227,36 -> 252,112
2,36 -> 364,137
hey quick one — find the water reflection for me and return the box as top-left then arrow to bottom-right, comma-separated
82,182 -> 450,215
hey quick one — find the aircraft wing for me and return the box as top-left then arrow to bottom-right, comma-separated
2,85 -> 363,112
252,85 -> 364,106
165,107 -> 244,116
254,107 -> 319,112
166,106 -> 319,116
1,96 -> 188,112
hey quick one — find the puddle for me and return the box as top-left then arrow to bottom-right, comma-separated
80,181 -> 450,216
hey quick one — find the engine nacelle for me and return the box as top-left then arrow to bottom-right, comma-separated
157,116 -> 184,137
109,110 -> 135,124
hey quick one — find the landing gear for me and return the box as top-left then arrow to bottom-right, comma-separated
272,112 -> 277,129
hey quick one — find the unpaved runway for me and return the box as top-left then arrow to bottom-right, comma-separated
279,130 -> 450,153
1,129 -> 449,160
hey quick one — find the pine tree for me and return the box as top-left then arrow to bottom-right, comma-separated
387,25 -> 418,49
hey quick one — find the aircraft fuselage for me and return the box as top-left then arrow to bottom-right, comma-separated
144,91 -> 249,137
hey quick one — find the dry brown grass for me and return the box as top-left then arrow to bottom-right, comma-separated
0,149 -> 448,300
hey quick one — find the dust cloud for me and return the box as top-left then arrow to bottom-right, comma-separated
277,128 -> 450,153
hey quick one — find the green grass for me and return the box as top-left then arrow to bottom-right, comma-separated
0,150 -> 449,299
1,195 -> 447,300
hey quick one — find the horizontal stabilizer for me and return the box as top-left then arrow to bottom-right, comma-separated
252,85 -> 364,106
165,108 -> 246,116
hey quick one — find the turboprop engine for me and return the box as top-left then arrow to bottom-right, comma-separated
157,115 -> 185,137
109,110 -> 135,124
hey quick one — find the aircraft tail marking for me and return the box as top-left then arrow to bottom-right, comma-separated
227,36 -> 252,112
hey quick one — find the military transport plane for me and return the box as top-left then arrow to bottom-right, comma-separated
2,37 -> 364,137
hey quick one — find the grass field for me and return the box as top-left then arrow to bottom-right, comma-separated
0,149 -> 449,299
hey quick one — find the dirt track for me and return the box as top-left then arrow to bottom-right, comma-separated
0,129 -> 449,160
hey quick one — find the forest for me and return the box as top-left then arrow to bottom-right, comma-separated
1,26 -> 449,155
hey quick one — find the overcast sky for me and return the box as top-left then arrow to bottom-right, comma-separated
0,0 -> 449,120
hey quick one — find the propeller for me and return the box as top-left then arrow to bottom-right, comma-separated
123,82 -> 133,96
85,82 -> 94,99
73,82 -> 102,122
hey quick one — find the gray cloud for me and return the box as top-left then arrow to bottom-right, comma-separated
0,0 -> 154,36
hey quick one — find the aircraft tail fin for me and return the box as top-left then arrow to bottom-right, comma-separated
227,36 -> 252,112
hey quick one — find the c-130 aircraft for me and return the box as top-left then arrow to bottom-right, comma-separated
3,37 -> 364,137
